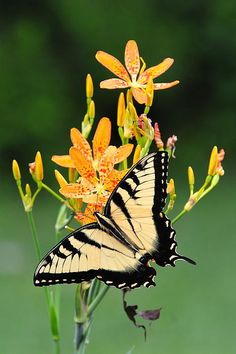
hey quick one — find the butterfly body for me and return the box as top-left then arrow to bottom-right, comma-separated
34,152 -> 195,290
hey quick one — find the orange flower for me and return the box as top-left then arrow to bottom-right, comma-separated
52,118 -> 133,222
96,40 -> 179,104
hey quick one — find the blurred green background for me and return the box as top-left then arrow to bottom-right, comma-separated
0,1 -> 235,353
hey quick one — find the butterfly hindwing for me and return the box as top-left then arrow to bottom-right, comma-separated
34,223 -> 156,289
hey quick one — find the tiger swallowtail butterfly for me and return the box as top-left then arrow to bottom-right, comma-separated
34,151 -> 195,289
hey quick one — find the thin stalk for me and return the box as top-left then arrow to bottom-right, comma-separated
54,340 -> 61,354
87,279 -> 101,305
88,285 -> 109,316
42,182 -> 73,209
75,321 -> 91,354
27,211 -> 42,260
172,209 -> 187,224
54,230 -> 61,317
31,187 -> 42,205
26,211 -> 50,306
122,158 -> 128,170
27,211 -> 61,354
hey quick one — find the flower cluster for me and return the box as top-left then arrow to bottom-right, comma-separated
52,118 -> 133,224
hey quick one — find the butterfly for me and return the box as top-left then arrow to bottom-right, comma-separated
34,151 -> 195,290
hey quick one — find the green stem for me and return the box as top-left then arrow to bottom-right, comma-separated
27,211 -> 42,260
31,186 -> 42,205
26,211 -> 50,305
172,209 -> 187,224
88,285 -> 109,316
26,211 -> 61,354
16,180 -> 25,200
54,339 -> 61,354
75,320 -> 92,354
54,230 -> 61,317
42,183 -> 73,209
87,279 -> 101,307
122,159 -> 128,170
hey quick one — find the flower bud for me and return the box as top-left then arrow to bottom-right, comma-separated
83,113 -> 89,125
154,123 -> 164,149
124,109 -> 133,139
35,151 -> 44,181
133,145 -> 142,164
25,183 -> 32,197
188,166 -> 195,186
208,146 -> 218,176
167,178 -> 175,196
86,74 -> 94,98
166,135 -> 177,158
55,170 -> 68,188
117,92 -> 126,127
128,102 -> 139,121
88,100 -> 95,119
166,178 -> 176,211
166,135 -> 177,149
12,160 -> 21,181
126,89 -> 133,105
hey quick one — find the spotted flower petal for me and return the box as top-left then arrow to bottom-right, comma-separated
98,146 -> 117,183
96,51 -> 130,82
153,81 -> 180,90
60,181 -> 93,199
114,144 -> 134,164
125,40 -> 140,80
51,155 -> 75,168
69,147 -> 96,184
104,169 -> 128,192
70,128 -> 92,161
92,117 -> 111,162
83,192 -> 109,205
100,78 -> 129,89
138,58 -> 175,84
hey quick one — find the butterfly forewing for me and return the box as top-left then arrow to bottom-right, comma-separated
104,152 -> 194,266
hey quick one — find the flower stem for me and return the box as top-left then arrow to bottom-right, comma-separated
42,183 -> 73,209
172,209 -> 187,224
53,339 -> 61,354
31,186 -> 42,205
88,285 -> 109,316
27,211 -> 42,260
26,211 -> 61,354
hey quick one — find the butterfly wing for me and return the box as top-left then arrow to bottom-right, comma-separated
34,223 -> 156,289
104,151 -> 195,266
